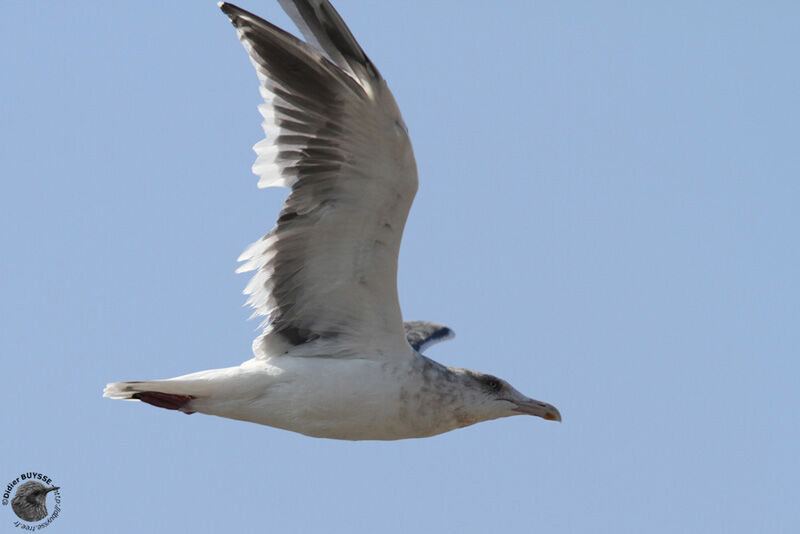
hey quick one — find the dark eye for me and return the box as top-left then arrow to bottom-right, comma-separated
483,376 -> 502,393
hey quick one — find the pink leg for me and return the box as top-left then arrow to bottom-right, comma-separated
132,391 -> 196,414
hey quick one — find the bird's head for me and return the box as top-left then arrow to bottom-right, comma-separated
17,482 -> 59,503
460,370 -> 561,423
11,481 -> 58,522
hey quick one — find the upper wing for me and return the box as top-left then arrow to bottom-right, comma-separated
276,0 -> 379,84
220,2 -> 418,359
403,321 -> 455,353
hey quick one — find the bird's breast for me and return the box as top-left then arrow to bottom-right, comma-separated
201,355 -> 472,440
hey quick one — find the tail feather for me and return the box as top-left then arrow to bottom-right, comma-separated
104,380 -> 195,399
104,366 -> 244,414
103,381 -> 198,413
104,376 -> 222,413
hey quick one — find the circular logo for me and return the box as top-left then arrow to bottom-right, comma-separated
2,472 -> 61,530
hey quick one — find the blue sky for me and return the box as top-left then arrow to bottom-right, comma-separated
2,1 -> 798,532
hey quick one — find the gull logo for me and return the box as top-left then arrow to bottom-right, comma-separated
2,472 -> 61,530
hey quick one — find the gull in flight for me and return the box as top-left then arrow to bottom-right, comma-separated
104,0 -> 561,440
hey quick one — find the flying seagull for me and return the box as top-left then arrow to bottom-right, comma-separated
104,0 -> 561,440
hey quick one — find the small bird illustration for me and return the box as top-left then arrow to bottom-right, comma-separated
11,482 -> 59,523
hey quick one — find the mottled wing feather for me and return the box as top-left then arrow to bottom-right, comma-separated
276,0 -> 379,83
220,3 -> 418,359
403,321 -> 456,353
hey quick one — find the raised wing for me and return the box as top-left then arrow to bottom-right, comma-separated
276,0 -> 379,83
403,321 -> 455,353
220,2 -> 418,359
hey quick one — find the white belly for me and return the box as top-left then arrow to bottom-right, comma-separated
190,355 -> 469,440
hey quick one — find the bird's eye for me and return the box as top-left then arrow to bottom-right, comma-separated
483,376 -> 502,393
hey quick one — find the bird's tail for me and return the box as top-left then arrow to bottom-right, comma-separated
105,365 -> 249,414
104,367 -> 237,413
103,379 -> 203,413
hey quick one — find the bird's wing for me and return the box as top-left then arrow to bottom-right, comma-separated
220,2 -> 418,359
403,321 -> 455,353
276,0 -> 377,83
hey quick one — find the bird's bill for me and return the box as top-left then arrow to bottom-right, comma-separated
46,486 -> 59,493
512,398 -> 562,422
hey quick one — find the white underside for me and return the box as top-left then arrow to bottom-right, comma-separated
105,350 -> 484,441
